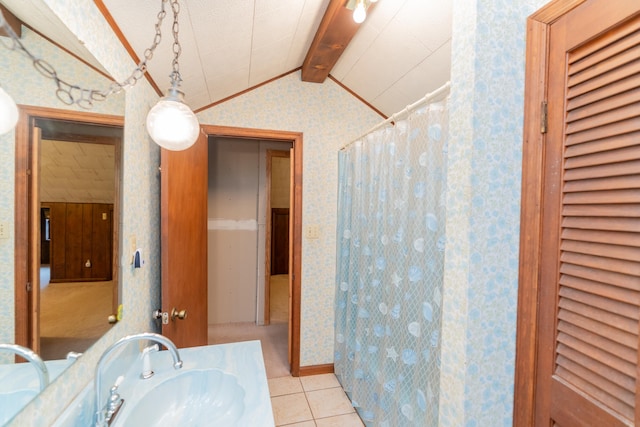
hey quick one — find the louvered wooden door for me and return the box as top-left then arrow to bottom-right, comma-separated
534,2 -> 640,426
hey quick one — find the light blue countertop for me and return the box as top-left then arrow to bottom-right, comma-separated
53,339 -> 274,427
0,359 -> 72,426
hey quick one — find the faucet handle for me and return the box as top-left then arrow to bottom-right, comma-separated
104,375 -> 124,424
108,387 -> 121,410
141,344 -> 159,379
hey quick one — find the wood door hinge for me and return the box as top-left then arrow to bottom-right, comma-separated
26,282 -> 32,292
541,101 -> 548,134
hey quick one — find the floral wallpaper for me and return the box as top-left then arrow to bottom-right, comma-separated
439,0 -> 549,426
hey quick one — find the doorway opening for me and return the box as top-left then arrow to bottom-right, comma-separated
202,125 -> 302,378
14,106 -> 123,359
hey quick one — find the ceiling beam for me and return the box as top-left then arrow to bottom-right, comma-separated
301,0 -> 375,83
0,4 -> 23,38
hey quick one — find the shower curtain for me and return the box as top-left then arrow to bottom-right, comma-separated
334,95 -> 448,426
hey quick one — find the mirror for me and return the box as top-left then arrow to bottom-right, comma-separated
0,0 -> 125,410
35,118 -> 123,361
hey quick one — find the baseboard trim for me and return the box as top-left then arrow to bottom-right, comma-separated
298,363 -> 334,377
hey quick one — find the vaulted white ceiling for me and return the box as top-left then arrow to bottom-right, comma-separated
3,0 -> 452,118
101,0 -> 452,117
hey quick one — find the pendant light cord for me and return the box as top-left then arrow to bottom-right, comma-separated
168,0 -> 183,87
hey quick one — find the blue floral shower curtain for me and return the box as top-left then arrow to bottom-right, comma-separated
335,97 -> 448,426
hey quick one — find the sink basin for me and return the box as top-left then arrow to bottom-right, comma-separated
117,369 -> 245,426
0,389 -> 38,425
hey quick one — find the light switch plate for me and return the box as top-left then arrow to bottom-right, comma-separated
0,221 -> 8,239
305,224 -> 321,240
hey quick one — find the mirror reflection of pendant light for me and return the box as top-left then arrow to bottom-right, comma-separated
0,0 -> 198,150
0,85 -> 19,135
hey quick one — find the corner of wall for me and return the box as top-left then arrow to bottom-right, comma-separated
439,0 -> 548,425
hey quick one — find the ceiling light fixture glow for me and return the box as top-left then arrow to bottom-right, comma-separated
353,0 -> 367,24
146,82 -> 200,151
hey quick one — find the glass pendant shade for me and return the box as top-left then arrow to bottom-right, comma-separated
146,88 -> 199,151
0,86 -> 19,135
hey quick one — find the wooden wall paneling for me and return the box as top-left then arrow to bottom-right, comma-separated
81,204 -> 93,279
49,202 -> 67,281
271,208 -> 290,275
90,203 -> 113,280
64,203 -> 83,280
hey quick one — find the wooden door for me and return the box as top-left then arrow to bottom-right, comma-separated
90,203 -> 113,281
288,148 -> 294,366
160,131 -> 208,348
516,1 -> 640,425
29,127 -> 41,353
271,208 -> 290,275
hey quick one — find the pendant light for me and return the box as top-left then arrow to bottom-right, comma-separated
146,74 -> 199,151
145,0 -> 199,151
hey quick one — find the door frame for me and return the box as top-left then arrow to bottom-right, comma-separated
513,0 -> 587,424
14,105 -> 123,353
202,124 -> 303,376
264,149 -> 291,326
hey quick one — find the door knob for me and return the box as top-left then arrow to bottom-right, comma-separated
108,314 -> 117,324
171,308 -> 187,320
153,308 -> 187,324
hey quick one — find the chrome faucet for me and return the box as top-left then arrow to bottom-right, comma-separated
0,343 -> 49,391
94,332 -> 182,426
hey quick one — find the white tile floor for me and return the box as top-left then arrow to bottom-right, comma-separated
268,373 -> 365,427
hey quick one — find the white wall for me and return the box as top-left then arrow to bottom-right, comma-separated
207,138 -> 293,325
208,138 -> 260,323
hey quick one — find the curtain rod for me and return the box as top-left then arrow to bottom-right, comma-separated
340,81 -> 451,151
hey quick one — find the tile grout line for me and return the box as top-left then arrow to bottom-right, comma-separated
270,374 -> 365,426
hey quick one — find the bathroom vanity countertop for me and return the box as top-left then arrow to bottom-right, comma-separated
0,358 -> 72,426
0,358 -> 71,393
118,339 -> 275,427
51,339 -> 274,427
